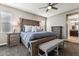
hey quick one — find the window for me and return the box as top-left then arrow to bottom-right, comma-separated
0,12 -> 12,33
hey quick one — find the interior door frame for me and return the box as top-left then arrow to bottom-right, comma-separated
66,12 -> 79,39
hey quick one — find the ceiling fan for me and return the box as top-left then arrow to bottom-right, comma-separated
39,3 -> 58,12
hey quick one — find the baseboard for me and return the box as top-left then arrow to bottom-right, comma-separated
0,43 -> 7,47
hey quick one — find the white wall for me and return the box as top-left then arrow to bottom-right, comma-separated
47,8 -> 79,39
47,14 -> 66,38
0,4 -> 46,45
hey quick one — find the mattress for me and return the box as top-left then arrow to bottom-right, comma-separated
20,31 -> 56,48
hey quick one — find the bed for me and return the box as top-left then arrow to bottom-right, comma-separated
20,18 -> 57,56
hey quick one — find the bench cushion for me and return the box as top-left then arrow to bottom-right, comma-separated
39,39 -> 64,52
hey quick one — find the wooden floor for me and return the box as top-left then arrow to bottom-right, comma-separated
0,44 -> 30,56
66,36 -> 79,43
0,41 -> 79,56
63,41 -> 79,56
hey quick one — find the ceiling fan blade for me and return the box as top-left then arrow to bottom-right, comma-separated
46,9 -> 49,12
39,6 -> 48,9
48,3 -> 52,5
52,7 -> 58,10
52,3 -> 58,6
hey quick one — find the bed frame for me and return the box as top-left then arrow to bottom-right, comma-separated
20,18 -> 57,56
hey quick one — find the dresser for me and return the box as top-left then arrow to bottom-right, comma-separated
70,30 -> 78,37
51,26 -> 62,39
7,33 -> 20,47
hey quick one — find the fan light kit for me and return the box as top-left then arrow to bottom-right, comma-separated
39,3 -> 58,12
47,6 -> 52,9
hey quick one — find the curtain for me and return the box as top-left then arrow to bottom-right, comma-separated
0,11 -> 12,33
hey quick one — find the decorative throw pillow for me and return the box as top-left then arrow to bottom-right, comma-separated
37,26 -> 43,32
31,26 -> 37,32
31,26 -> 43,32
24,25 -> 32,32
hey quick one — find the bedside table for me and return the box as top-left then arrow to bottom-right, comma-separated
7,33 -> 20,47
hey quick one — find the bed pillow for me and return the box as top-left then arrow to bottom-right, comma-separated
32,26 -> 43,32
37,26 -> 43,32
24,25 -> 32,32
31,26 -> 37,32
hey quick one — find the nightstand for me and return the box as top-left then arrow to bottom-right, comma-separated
7,33 -> 20,47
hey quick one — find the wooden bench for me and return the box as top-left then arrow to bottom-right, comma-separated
39,39 -> 64,56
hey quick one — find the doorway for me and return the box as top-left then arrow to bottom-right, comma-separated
66,12 -> 79,43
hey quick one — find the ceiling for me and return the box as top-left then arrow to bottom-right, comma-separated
2,3 -> 79,17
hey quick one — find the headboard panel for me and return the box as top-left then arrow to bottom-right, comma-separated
20,18 -> 39,28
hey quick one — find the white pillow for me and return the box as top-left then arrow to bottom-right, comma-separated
24,25 -> 32,32
37,26 -> 43,32
32,26 -> 43,32
31,26 -> 37,32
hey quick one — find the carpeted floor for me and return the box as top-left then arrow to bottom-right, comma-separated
0,41 -> 79,56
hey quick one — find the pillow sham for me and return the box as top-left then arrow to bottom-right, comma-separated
24,25 -> 32,32
22,25 -> 43,32
31,26 -> 43,32
31,26 -> 37,32
37,26 -> 43,32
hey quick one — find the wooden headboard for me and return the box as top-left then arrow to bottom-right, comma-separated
20,18 -> 39,27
